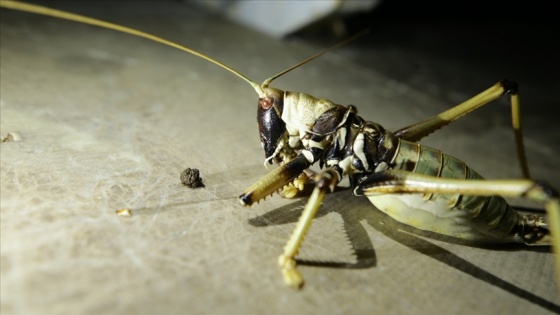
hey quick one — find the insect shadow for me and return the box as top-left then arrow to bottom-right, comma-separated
248,188 -> 560,312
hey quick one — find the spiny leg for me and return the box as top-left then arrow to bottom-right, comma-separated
394,80 -> 530,178
239,154 -> 311,206
278,169 -> 338,288
355,170 -> 560,285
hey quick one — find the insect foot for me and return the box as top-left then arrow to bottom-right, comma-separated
278,172 -> 310,199
278,185 -> 300,199
278,254 -> 303,288
518,215 -> 549,245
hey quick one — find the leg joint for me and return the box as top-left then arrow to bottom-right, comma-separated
500,79 -> 519,95
533,180 -> 559,198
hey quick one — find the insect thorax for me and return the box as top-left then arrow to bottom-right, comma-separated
275,91 -> 398,183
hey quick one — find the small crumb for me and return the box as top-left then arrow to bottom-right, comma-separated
116,208 -> 133,217
2,132 -> 22,142
180,168 -> 204,188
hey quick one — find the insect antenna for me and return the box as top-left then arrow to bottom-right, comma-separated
261,29 -> 370,88
2,1 -> 367,97
0,0 -> 266,97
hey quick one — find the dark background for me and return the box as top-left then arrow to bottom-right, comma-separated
294,0 -> 559,137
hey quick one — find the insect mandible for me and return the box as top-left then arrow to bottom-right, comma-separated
2,0 -> 558,289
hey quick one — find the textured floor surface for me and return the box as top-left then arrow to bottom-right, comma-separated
1,1 -> 559,315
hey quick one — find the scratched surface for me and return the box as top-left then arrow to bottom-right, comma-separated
1,1 -> 559,315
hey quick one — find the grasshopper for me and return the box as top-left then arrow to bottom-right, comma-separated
1,0 -> 558,289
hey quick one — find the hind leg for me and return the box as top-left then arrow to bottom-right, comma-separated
355,170 -> 560,285
394,80 -> 530,178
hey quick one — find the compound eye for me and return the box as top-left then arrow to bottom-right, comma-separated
259,97 -> 273,109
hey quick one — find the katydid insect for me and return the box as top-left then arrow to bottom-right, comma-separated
2,1 -> 558,289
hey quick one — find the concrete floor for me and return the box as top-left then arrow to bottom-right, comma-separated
1,1 -> 559,315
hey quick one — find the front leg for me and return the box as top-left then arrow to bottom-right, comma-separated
278,169 -> 338,288
239,153 -> 311,206
239,152 -> 340,288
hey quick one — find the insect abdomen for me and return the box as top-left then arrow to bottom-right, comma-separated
377,139 -> 523,242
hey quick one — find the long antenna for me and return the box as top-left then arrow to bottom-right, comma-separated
2,1 -> 369,97
0,0 -> 266,97
261,29 -> 370,88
